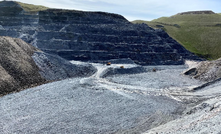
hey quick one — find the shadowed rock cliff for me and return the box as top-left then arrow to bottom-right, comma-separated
0,1 -> 202,65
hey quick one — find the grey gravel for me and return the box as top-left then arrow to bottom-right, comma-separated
0,63 -> 205,134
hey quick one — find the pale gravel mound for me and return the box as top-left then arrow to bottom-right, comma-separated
0,36 -> 45,95
32,52 -> 97,81
145,83 -> 221,134
145,70 -> 221,134
184,58 -> 221,82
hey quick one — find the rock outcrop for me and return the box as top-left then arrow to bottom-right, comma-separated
184,58 -> 221,82
0,1 -> 202,65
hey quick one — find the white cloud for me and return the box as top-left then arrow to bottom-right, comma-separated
15,0 -> 221,21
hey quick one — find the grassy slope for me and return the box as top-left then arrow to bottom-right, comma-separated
15,1 -> 49,12
133,13 -> 221,60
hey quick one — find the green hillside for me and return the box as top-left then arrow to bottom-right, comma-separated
15,1 -> 49,12
133,12 -> 221,60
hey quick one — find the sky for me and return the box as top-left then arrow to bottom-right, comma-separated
13,0 -> 221,21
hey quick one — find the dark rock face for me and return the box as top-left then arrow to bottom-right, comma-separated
0,1 -> 202,65
0,1 -> 38,26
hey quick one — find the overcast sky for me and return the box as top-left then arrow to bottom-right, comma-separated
15,0 -> 221,21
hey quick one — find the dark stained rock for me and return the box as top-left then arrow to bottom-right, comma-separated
184,68 -> 197,75
0,1 -> 202,65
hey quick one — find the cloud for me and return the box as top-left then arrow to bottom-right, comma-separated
16,0 -> 221,21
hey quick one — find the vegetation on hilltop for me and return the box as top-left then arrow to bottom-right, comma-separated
15,1 -> 49,12
133,13 -> 221,60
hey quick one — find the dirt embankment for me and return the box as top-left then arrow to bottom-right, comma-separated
0,36 -> 46,95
